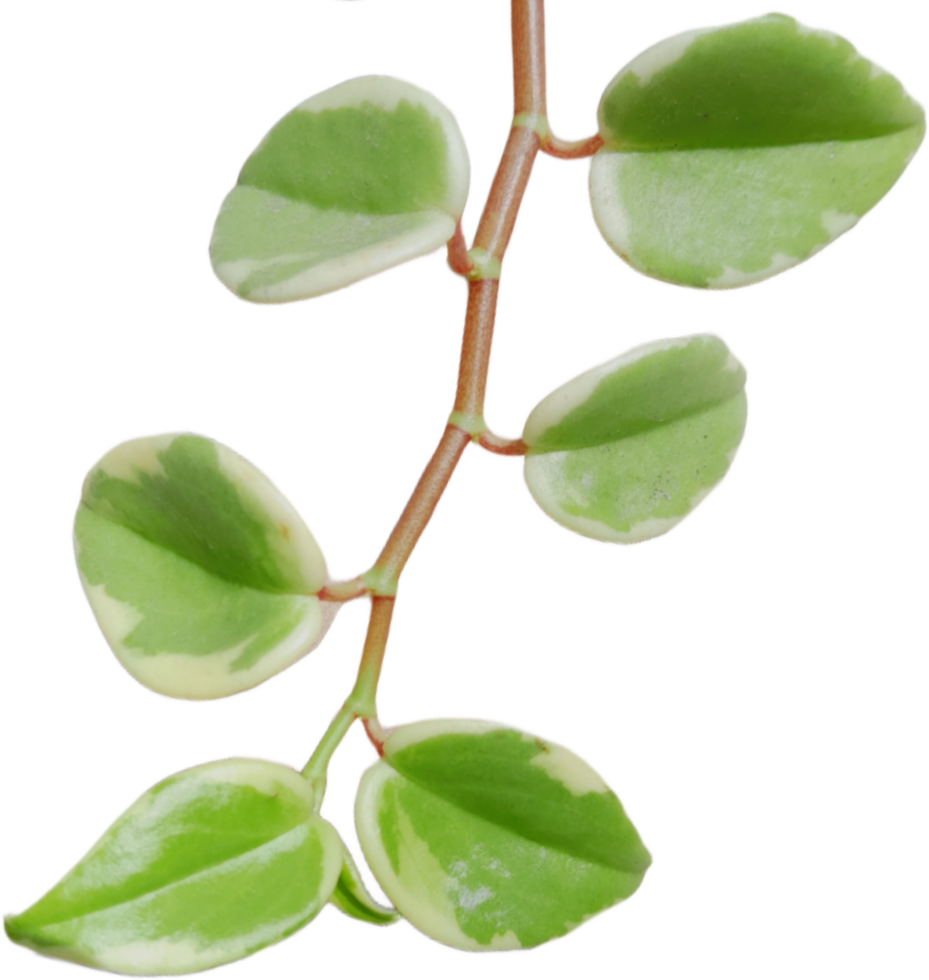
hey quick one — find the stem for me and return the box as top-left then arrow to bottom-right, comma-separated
512,0 -> 546,119
447,221 -> 473,276
300,596 -> 397,792
331,1 -> 549,740
345,596 -> 397,718
374,3 -> 545,577
478,431 -> 528,456
542,133 -> 603,159
300,691 -> 358,800
374,426 -> 470,582
318,577 -> 367,602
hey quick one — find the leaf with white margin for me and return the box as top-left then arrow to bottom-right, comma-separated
4,759 -> 342,975
75,433 -> 331,699
523,335 -> 746,543
355,719 -> 650,951
329,840 -> 400,926
211,75 -> 470,302
590,14 -> 925,288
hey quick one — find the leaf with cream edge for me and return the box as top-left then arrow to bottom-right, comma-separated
329,841 -> 400,926
523,335 -> 747,543
4,759 -> 343,976
74,433 -> 331,699
210,75 -> 470,302
589,14 -> 925,288
355,720 -> 650,951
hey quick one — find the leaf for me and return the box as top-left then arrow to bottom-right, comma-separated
75,433 -> 330,699
4,759 -> 342,975
522,335 -> 746,543
355,719 -> 650,951
329,840 -> 400,926
589,14 -> 925,288
211,75 -> 470,302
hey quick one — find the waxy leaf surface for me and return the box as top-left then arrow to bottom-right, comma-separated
355,719 -> 650,950
523,335 -> 746,542
590,14 -> 925,287
5,760 -> 342,975
211,75 -> 470,302
75,434 -> 329,698
329,841 -> 400,926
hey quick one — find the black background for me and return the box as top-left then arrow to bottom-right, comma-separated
0,2 -> 926,978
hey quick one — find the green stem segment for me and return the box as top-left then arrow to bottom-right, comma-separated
300,597 -> 396,788
300,692 -> 358,811
303,1 -> 552,781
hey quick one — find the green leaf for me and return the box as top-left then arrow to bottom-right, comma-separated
590,14 -> 925,288
75,433 -> 330,699
355,719 -> 650,951
5,759 -> 342,975
211,75 -> 470,303
522,335 -> 746,543
329,840 -> 400,926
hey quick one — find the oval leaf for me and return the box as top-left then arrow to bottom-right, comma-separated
523,335 -> 746,543
355,719 -> 650,951
590,14 -> 925,288
211,75 -> 470,302
75,433 -> 330,699
5,759 -> 342,975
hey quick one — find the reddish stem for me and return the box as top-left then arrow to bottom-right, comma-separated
363,717 -> 387,756
374,426 -> 471,582
446,220 -> 473,276
347,0 -> 549,721
542,133 -> 604,159
477,432 -> 529,456
317,578 -> 367,602
378,1 -> 546,577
